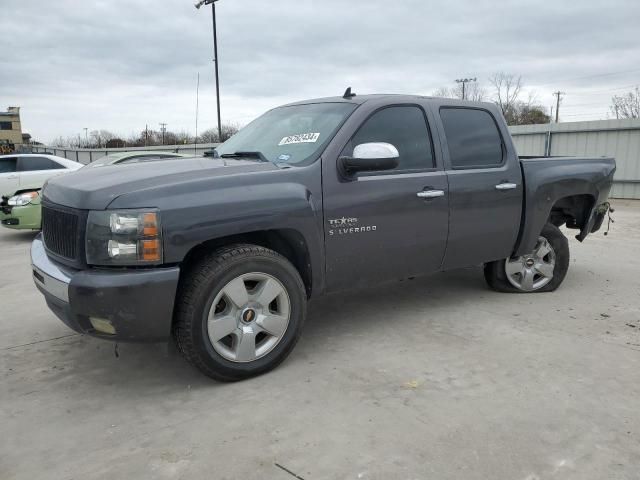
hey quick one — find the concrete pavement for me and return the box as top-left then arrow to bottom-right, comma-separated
2,201 -> 639,479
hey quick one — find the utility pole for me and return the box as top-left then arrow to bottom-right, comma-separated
196,0 -> 223,142
159,123 -> 167,145
145,124 -> 149,147
195,72 -> 200,156
83,128 -> 88,148
455,77 -> 477,100
553,91 -> 564,123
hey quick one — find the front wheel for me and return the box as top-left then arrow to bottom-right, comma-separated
173,244 -> 307,381
484,223 -> 570,293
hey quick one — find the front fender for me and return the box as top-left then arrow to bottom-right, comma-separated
159,181 -> 321,263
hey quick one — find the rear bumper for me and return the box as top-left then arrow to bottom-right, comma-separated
31,234 -> 180,342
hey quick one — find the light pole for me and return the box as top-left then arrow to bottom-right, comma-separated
195,0 -> 223,143
455,77 -> 476,100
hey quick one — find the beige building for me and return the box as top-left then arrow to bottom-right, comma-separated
0,106 -> 24,150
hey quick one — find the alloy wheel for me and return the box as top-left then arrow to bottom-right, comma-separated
505,236 -> 556,291
207,272 -> 291,362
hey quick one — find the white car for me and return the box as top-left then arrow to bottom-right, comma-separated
0,154 -> 82,197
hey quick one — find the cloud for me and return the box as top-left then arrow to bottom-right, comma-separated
1,0 -> 638,141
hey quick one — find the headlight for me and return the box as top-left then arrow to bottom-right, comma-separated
86,209 -> 162,266
8,191 -> 39,206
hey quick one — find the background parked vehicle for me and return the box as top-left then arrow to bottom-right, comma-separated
31,93 -> 615,381
0,154 -> 81,230
84,151 -> 193,168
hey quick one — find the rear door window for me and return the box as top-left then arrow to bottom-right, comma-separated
0,157 -> 17,173
440,108 -> 504,169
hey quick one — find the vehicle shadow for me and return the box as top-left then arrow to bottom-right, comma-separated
21,267 -> 489,392
303,267 -> 489,342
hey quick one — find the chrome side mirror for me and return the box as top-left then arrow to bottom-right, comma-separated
339,142 -> 399,174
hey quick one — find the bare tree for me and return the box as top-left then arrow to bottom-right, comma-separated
88,130 -> 117,148
432,82 -> 486,101
51,136 -> 68,147
432,86 -> 454,98
489,72 -> 522,121
611,87 -> 640,119
198,123 -> 240,143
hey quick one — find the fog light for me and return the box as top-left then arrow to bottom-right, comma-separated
89,317 -> 116,335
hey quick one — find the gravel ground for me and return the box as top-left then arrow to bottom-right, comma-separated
1,200 -> 639,480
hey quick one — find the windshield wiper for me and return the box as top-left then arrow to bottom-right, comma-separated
220,151 -> 267,161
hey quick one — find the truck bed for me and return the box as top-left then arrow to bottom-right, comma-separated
515,156 -> 616,256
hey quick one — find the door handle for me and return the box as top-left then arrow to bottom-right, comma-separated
495,182 -> 517,190
417,190 -> 445,199
6,175 -> 18,179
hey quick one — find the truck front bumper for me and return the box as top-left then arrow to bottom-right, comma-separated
31,234 -> 180,342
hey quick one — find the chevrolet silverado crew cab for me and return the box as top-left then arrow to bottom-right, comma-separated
31,92 -> 615,381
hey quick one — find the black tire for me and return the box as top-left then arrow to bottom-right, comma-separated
484,223 -> 570,293
173,244 -> 306,381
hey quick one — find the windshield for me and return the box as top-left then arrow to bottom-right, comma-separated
215,102 -> 357,166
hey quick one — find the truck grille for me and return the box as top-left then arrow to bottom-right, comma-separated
42,206 -> 79,260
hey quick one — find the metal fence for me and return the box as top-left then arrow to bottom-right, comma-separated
32,119 -> 640,199
510,119 -> 640,199
31,143 -> 219,165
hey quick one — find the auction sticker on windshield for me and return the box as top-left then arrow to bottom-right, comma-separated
279,133 -> 320,146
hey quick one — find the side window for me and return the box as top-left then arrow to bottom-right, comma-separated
440,108 -> 504,169
350,106 -> 434,172
17,157 -> 60,172
0,157 -> 17,173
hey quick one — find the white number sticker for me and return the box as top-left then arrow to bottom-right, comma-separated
278,132 -> 320,146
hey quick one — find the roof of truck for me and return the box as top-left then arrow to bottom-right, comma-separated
282,93 -> 493,110
282,94 -> 427,106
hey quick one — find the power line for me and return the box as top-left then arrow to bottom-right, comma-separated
532,68 -> 640,87
564,83 -> 639,96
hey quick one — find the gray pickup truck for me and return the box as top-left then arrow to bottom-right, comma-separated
31,92 -> 615,381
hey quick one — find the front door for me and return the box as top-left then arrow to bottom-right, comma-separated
322,104 -> 449,292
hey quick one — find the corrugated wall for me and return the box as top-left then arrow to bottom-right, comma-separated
32,143 -> 219,165
34,120 -> 640,199
510,119 -> 640,199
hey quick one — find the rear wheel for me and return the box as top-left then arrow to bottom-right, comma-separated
173,244 -> 306,381
484,223 -> 569,293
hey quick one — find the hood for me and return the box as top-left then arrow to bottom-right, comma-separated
43,157 -> 278,210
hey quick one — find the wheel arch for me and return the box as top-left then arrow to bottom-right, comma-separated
180,229 -> 313,298
548,194 -> 596,230
514,189 -> 597,257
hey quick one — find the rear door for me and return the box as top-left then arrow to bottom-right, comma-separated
0,156 -> 19,196
322,102 -> 449,292
17,156 -> 68,190
434,105 -> 523,269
